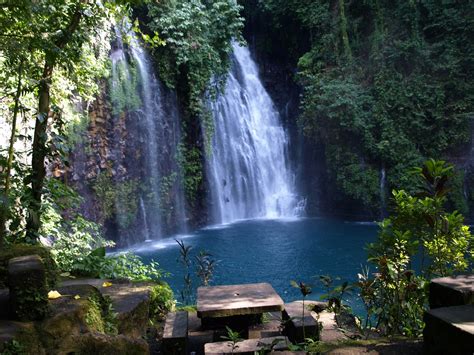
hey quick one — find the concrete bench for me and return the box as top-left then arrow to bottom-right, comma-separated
162,311 -> 188,355
423,304 -> 474,354
204,336 -> 289,354
283,301 -> 318,342
429,275 -> 473,308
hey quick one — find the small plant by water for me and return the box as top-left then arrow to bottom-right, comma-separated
176,239 -> 193,304
176,240 -> 218,304
221,326 -> 242,354
291,280 -> 312,343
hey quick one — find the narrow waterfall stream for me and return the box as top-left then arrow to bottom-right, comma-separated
208,43 -> 304,224
108,27 -> 187,244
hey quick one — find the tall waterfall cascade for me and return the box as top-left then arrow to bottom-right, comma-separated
109,27 -> 187,244
207,43 -> 305,224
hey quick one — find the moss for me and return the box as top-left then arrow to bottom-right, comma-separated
0,322 -> 45,355
85,296 -> 106,333
75,333 -> 149,355
0,244 -> 58,289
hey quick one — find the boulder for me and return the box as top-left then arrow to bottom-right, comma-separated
423,304 -> 474,355
101,282 -> 151,338
0,320 -> 44,354
72,332 -> 149,355
8,255 -> 49,321
0,244 -> 57,289
38,296 -> 106,353
60,278 -> 152,338
429,275 -> 474,308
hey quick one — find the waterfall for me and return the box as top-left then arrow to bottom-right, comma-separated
207,43 -> 304,224
379,166 -> 386,219
108,26 -> 187,244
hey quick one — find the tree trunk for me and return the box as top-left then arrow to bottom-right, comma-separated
25,63 -> 53,242
25,2 -> 85,242
338,0 -> 352,60
0,61 -> 23,246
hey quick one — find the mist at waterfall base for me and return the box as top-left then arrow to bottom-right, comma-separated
134,218 -> 377,315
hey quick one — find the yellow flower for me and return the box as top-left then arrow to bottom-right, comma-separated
48,290 -> 62,299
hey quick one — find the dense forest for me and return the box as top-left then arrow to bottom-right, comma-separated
243,0 -> 474,218
1,0 -> 473,245
0,0 -> 473,353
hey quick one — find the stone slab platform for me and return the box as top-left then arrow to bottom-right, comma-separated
429,274 -> 473,308
423,304 -> 474,354
197,283 -> 284,319
204,336 -> 289,354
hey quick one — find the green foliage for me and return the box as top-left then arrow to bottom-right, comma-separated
145,0 -> 244,114
221,326 -> 243,353
91,173 -> 139,229
108,51 -> 142,115
149,282 -> 176,321
176,240 -> 217,305
10,276 -> 49,321
195,250 -> 217,286
176,144 -> 203,204
85,294 -> 118,335
258,0 -> 474,213
72,250 -> 166,282
0,340 -> 25,355
318,275 -> 353,315
362,160 -> 473,336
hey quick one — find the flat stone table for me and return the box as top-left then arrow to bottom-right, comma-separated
197,283 -> 284,319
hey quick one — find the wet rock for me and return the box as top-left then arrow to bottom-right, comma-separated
8,255 -> 49,321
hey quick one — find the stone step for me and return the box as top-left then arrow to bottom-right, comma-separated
318,310 -> 347,343
429,275 -> 474,308
163,311 -> 188,355
283,301 -> 318,342
423,304 -> 474,354
248,312 -> 282,339
204,336 -> 289,354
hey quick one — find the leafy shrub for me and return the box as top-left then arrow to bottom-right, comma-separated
361,160 -> 474,336
149,282 -> 175,321
72,247 -> 166,282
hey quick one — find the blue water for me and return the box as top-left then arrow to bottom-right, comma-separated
134,218 -> 378,315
